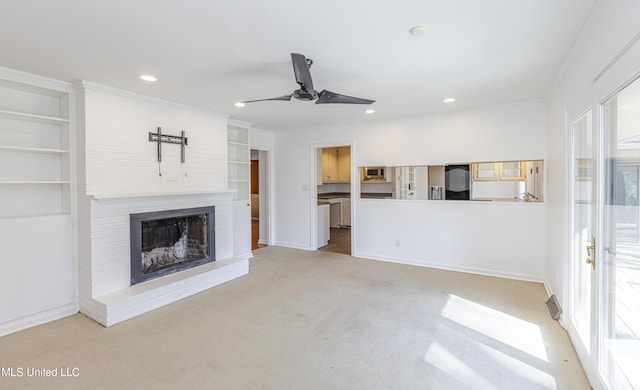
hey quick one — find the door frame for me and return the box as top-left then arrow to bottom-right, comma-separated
566,103 -> 603,389
249,146 -> 273,247
309,141 -> 356,253
564,67 -> 640,390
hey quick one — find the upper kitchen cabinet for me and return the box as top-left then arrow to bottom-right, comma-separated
322,146 -> 350,183
472,161 -> 525,182
499,161 -> 525,181
472,162 -> 499,181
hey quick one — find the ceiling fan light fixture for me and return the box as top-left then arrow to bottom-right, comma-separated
443,97 -> 456,103
409,26 -> 427,37
241,53 -> 374,105
234,102 -> 246,108
139,74 -> 157,82
365,109 -> 375,114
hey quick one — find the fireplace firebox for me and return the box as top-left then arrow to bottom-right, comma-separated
130,206 -> 215,285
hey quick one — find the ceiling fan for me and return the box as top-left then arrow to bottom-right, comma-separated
240,53 -> 375,105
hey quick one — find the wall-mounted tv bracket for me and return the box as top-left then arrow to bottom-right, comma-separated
149,127 -> 188,176
149,127 -> 188,163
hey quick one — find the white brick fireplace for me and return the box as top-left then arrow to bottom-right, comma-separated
75,82 -> 248,327
79,192 -> 247,326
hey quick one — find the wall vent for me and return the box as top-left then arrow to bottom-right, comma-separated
546,294 -> 562,320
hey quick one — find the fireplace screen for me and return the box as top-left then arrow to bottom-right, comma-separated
130,206 -> 215,285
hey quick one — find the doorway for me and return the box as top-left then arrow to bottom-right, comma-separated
251,149 -> 269,251
313,144 -> 353,255
568,76 -> 640,390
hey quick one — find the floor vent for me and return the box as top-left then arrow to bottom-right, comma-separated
546,294 -> 562,320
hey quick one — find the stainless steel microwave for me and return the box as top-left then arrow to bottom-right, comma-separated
362,166 -> 386,181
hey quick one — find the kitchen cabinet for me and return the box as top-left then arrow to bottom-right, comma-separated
472,163 -> 499,181
472,162 -> 525,182
317,204 -> 330,247
325,197 -> 350,227
341,198 -> 351,227
524,160 -> 544,200
322,146 -> 350,183
500,161 -> 525,181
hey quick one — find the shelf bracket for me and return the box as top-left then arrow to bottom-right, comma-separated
149,127 -> 188,163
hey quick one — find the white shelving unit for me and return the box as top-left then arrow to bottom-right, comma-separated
227,120 -> 252,258
0,71 -> 76,336
0,79 -> 71,218
227,123 -> 250,201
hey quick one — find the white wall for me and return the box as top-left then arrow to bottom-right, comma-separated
274,99 -> 547,280
250,126 -> 274,151
81,81 -> 228,196
545,0 -> 640,306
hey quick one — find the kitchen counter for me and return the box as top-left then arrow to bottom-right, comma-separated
319,192 -> 393,201
360,192 -> 393,199
472,197 -> 543,203
317,192 -> 351,199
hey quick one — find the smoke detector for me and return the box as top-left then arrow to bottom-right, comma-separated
409,26 -> 427,37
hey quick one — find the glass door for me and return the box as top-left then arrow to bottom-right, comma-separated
600,77 -> 640,390
570,110 -> 596,355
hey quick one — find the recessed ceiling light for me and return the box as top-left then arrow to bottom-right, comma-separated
365,109 -> 375,114
443,97 -> 456,103
234,102 -> 246,108
139,74 -> 157,82
409,26 -> 427,37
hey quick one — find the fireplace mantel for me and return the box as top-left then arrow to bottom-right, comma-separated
90,190 -> 235,204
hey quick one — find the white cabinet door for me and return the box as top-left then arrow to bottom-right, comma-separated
329,202 -> 341,228
317,204 -> 330,247
341,198 -> 351,227
233,200 -> 252,258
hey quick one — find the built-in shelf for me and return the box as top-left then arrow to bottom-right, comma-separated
0,108 -> 68,124
0,79 -> 70,218
0,68 -> 75,337
227,124 -> 250,201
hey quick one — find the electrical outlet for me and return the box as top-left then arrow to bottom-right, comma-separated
395,238 -> 400,247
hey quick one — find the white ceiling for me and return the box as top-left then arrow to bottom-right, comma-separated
0,1 -> 597,132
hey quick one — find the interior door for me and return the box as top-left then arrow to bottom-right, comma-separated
570,110 -> 596,357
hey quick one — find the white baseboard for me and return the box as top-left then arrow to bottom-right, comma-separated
0,303 -> 79,337
352,251 -> 545,283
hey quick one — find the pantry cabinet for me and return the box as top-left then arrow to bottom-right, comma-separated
322,146 -> 350,183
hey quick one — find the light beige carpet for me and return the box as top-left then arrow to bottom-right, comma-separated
0,246 -> 589,389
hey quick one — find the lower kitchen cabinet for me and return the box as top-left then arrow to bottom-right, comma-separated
327,197 -> 350,228
341,198 -> 351,227
317,204 -> 330,247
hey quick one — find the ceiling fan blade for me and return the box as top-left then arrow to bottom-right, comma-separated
291,53 -> 315,93
316,90 -> 375,105
241,95 -> 292,103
